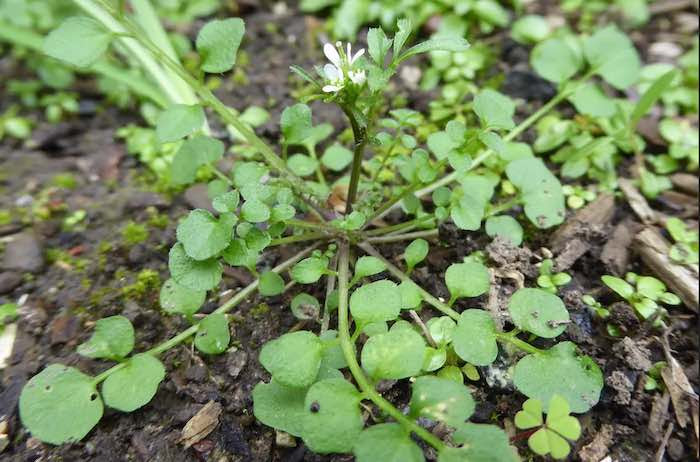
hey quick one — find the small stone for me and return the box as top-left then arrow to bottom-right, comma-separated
49,315 -> 80,345
0,272 -> 22,294
667,437 -> 685,461
648,42 -> 683,61
275,431 -> 296,448
2,233 -> 44,273
226,349 -> 248,378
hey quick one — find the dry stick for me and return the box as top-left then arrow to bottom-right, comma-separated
654,422 -> 674,462
92,244 -> 319,385
408,310 -> 438,347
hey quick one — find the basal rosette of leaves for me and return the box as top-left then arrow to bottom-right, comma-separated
16,1 -> 678,459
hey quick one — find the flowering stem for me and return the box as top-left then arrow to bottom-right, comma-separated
342,106 -> 367,214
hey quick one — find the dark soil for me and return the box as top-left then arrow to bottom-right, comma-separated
1,2 -> 698,462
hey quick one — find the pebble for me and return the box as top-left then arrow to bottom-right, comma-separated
0,272 -> 22,294
648,41 -> 683,61
2,233 -> 44,273
226,349 -> 248,378
275,431 -> 296,448
49,315 -> 80,345
667,437 -> 685,461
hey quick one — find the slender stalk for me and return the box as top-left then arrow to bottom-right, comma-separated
358,242 -> 460,321
91,244 -> 319,385
495,330 -> 545,355
269,232 -> 328,247
365,215 -> 435,236
321,254 -> 338,333
342,107 -> 367,213
337,243 -> 445,451
366,229 -> 438,243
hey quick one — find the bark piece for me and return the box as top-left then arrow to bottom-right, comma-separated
601,219 -> 641,275
619,178 -> 657,225
550,193 -> 615,270
670,173 -> 699,196
634,228 -> 699,311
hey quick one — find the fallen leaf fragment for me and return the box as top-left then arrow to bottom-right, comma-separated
179,401 -> 222,449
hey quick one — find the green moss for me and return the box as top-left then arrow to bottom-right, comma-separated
45,248 -> 88,272
121,221 -> 149,246
51,173 -> 78,190
0,210 -> 11,226
147,210 -> 169,229
250,303 -> 270,319
121,269 -> 161,299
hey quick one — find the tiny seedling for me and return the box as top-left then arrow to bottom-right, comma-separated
536,259 -> 572,294
602,272 -> 681,323
666,217 -> 699,265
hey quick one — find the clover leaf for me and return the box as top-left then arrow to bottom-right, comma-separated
177,209 -> 231,261
156,104 -> 205,143
354,423 -> 424,462
404,239 -> 429,274
195,313 -> 230,354
473,89 -> 515,130
508,288 -> 569,338
513,341 -> 603,413
101,354 -> 165,412
515,395 -> 582,460
351,256 -> 387,286
43,17 -> 112,68
409,376 -> 475,426
361,326 -> 425,379
260,331 -> 322,388
350,280 -> 402,323
196,18 -> 245,73
301,378 -> 363,454
445,261 -> 490,305
453,309 -> 499,366
259,271 -> 285,296
485,215 -> 523,246
76,315 -> 134,360
19,364 -> 103,445
253,379 -> 307,437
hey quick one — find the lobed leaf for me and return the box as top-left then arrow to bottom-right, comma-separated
43,17 -> 111,68
196,18 -> 245,73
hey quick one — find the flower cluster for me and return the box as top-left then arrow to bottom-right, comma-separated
322,42 -> 366,93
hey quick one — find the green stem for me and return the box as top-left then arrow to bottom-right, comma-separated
342,106 -> 367,214
91,244 -> 319,385
366,229 -> 438,244
357,242 -> 460,321
365,215 -> 435,236
269,232 -> 328,246
337,243 -> 445,451
495,330 -> 545,355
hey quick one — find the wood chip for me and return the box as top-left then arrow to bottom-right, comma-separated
619,178 -> 657,225
601,219 -> 640,275
179,401 -> 223,449
670,173 -> 699,197
634,228 -> 699,311
660,333 -> 699,435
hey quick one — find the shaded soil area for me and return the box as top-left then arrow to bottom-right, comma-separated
1,3 -> 698,462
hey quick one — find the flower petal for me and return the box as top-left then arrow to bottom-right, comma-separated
350,48 -> 365,64
324,43 -> 342,68
322,84 -> 342,93
323,63 -> 343,82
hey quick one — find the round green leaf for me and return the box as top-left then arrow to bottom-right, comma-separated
301,378 -> 363,454
508,288 -> 569,338
291,293 -> 321,320
427,316 -> 456,346
440,423 -> 519,462
583,25 -> 640,89
291,257 -> 327,284
404,239 -> 429,270
350,280 -> 402,323
445,262 -> 490,301
473,89 -> 515,130
513,341 -> 603,413
511,15 -> 551,44
76,315 -> 134,360
399,280 -> 423,310
169,243 -> 222,291
253,379 -> 307,437
287,154 -> 318,177
195,313 -> 230,354
353,256 -> 386,281
410,376 -> 475,426
101,354 -> 165,412
19,364 -> 103,445
531,38 -> 582,83
156,104 -> 205,143
241,199 -> 270,223
354,423 -> 424,462
321,143 -> 353,171
259,271 -> 285,296
159,278 -> 206,317
212,191 -> 240,213
171,135 -> 225,185
43,17 -> 111,68
361,327 -> 425,379
177,209 -> 231,260
196,18 -> 245,73
485,215 -> 523,246
259,331 -> 322,388
453,309 -> 499,366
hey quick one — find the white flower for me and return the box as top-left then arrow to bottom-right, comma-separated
321,41 -> 366,93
